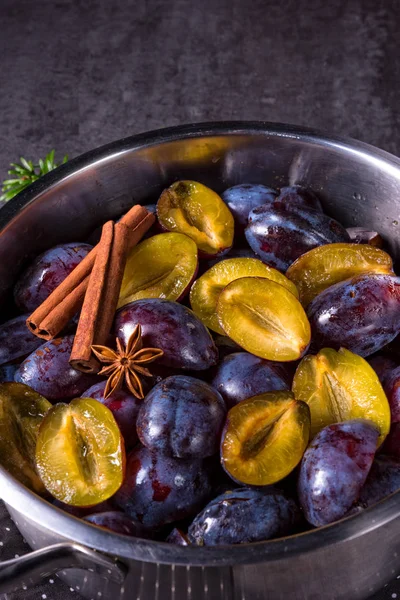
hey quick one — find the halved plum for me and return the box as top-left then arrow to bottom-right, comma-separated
190,257 -> 298,334
36,398 -> 125,506
221,391 -> 310,486
216,277 -> 310,361
118,233 -> 198,308
292,347 -> 390,444
0,382 -> 51,493
157,180 -> 234,256
286,243 -> 394,306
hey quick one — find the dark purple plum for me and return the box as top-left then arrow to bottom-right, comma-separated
14,243 -> 92,312
211,352 -> 291,408
381,366 -> 400,422
166,528 -> 190,545
0,314 -> 43,366
221,184 -> 277,231
81,381 -> 142,449
188,488 -> 300,545
53,498 -> 115,518
115,299 -> 218,371
358,456 -> 400,508
382,423 -> 400,459
368,355 -> 398,387
85,511 -> 150,538
15,335 -> 97,401
298,419 -> 379,527
307,274 -> 400,357
137,376 -> 226,459
346,227 -> 383,248
0,364 -> 19,383
114,446 -> 213,529
275,185 -> 323,212
245,203 -> 349,271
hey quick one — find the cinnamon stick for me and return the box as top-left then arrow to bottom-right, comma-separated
26,205 -> 154,339
94,222 -> 131,345
69,221 -> 114,373
70,221 -> 131,373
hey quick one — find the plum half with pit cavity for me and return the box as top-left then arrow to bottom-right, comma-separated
292,347 -> 390,444
220,390 -> 310,486
36,397 -> 125,506
190,257 -> 298,335
157,180 -> 234,256
216,277 -> 310,362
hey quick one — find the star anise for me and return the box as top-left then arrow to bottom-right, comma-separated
91,324 -> 163,400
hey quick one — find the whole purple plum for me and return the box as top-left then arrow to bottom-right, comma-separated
188,487 -> 300,545
82,381 -> 141,449
221,184 -> 277,231
115,299 -> 218,371
85,511 -> 150,538
307,274 -> 400,357
0,314 -> 43,366
114,445 -> 213,529
15,335 -> 97,401
14,243 -> 92,312
298,419 -> 379,527
137,375 -> 226,458
245,203 -> 349,271
275,185 -> 323,212
211,352 -> 291,408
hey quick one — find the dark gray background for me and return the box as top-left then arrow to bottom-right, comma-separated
1,1 -> 400,599
1,0 -> 400,180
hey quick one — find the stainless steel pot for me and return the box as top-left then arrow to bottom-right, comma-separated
0,121 -> 400,600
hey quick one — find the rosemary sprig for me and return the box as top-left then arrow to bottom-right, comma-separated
0,150 -> 68,203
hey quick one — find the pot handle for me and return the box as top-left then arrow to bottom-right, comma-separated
0,542 -> 126,593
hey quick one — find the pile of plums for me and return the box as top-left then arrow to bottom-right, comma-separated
1,179 -> 400,547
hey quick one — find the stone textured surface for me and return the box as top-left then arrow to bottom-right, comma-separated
1,0 -> 399,179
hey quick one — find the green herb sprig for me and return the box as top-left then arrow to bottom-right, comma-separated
0,150 -> 68,203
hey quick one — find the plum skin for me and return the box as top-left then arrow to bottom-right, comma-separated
245,203 -> 349,271
113,445 -> 213,529
115,299 -> 218,371
0,314 -> 43,366
81,381 -> 141,449
221,183 -> 277,230
298,419 -> 379,527
307,274 -> 400,357
275,185 -> 323,212
211,352 -> 291,408
188,487 -> 300,545
15,335 -> 97,401
14,242 -> 92,312
137,375 -> 226,459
